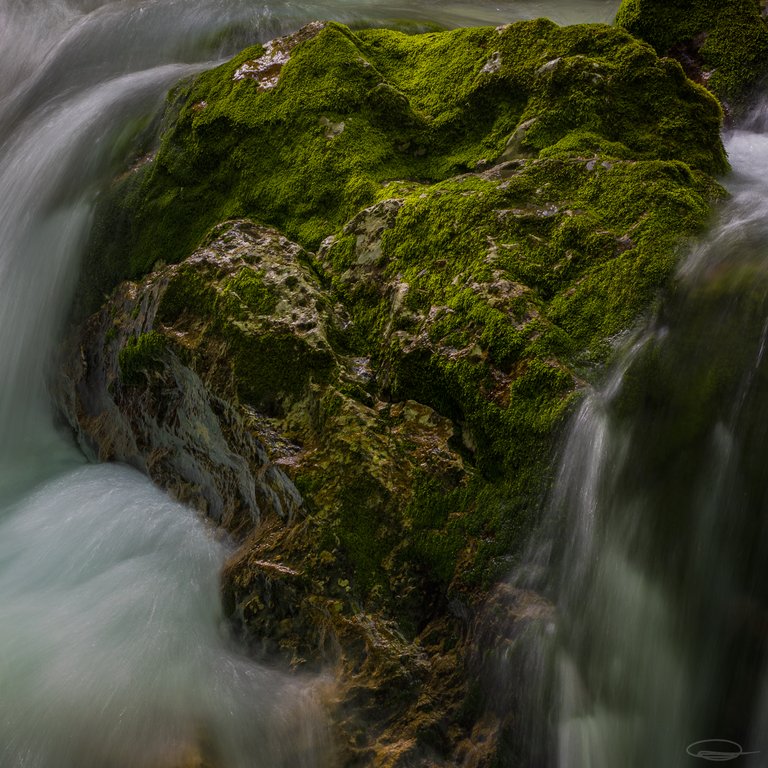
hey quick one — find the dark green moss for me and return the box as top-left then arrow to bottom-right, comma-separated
399,462 -> 553,592
402,478 -> 477,586
82,15 -> 733,613
218,268 -> 279,319
226,328 -> 334,416
616,0 -> 768,103
118,330 -> 167,386
157,264 -> 218,324
333,472 -> 396,594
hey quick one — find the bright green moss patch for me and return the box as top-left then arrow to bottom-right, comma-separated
616,0 -> 768,103
82,17 -> 727,306
328,157 -> 721,475
494,22 -> 726,171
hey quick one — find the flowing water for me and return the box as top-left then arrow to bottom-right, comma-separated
502,97 -> 768,765
0,1 -> 621,766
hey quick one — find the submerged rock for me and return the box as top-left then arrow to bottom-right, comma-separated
59,16 -> 738,766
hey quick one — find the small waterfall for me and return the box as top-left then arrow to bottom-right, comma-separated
0,62 -> 203,462
0,465 -> 332,768
500,95 -> 768,766
0,1 -> 344,762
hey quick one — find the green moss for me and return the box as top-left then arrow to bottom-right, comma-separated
333,472 -> 396,594
400,465 -> 551,591
226,327 -> 334,415
84,15 -> 734,614
615,0 -> 768,103
157,264 -> 218,324
219,268 -> 279,318
496,22 -> 726,172
118,330 -> 167,386
402,478 -> 476,586
85,18 -> 727,297
104,324 -> 118,344
329,155 -> 720,473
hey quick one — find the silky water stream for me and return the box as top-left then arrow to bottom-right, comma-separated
0,1 -> 618,766
0,6 -> 332,765
497,97 -> 768,767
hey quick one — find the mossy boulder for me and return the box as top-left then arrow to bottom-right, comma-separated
314,152 -> 721,599
62,18 -> 733,767
324,159 -> 719,477
615,0 -> 768,107
57,219 -> 480,764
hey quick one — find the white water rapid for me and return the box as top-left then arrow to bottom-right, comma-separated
0,1 -> 617,766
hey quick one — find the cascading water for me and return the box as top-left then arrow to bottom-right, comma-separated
0,7 -> 336,765
502,95 -> 768,766
0,1 -> 617,766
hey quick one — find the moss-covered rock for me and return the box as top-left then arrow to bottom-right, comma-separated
58,219 -> 481,764
314,155 -> 720,597
62,17 -> 734,767
79,18 -> 726,313
615,0 -> 768,107
325,159 -> 719,475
